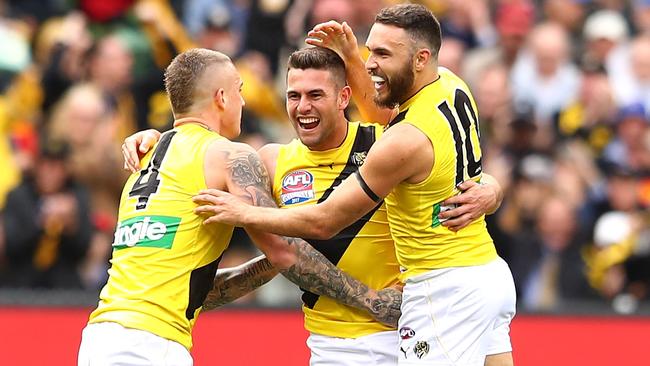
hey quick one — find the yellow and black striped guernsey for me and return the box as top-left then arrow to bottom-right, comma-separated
88,124 -> 233,350
385,68 -> 497,281
273,121 -> 400,338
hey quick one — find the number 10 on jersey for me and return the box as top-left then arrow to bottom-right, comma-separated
438,89 -> 482,187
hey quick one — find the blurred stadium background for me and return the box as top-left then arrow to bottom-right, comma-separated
1,0 -> 650,364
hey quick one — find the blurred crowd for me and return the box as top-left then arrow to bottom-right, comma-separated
0,0 -> 649,314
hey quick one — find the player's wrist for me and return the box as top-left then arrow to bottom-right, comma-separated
343,50 -> 364,67
240,205 -> 256,227
484,183 -> 499,215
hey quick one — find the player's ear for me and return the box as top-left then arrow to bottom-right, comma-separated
338,85 -> 352,110
414,48 -> 431,71
214,88 -> 226,110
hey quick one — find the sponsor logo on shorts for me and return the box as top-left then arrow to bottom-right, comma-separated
280,170 -> 315,205
112,215 -> 181,250
399,327 -> 416,340
414,340 -> 430,359
400,346 -> 410,359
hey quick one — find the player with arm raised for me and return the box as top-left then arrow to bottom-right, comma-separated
192,5 -> 516,366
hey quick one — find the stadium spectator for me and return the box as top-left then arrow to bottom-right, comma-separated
511,22 -> 581,128
45,84 -> 127,288
585,211 -> 637,300
510,195 -> 593,311
1,138 -> 94,289
47,84 -> 127,223
581,9 -> 629,74
584,208 -> 650,313
542,0 -> 588,36
463,0 -> 535,88
496,154 -> 555,257
474,63 -> 514,155
437,0 -> 497,49
38,11 -> 93,113
602,103 -> 650,173
553,62 -> 618,157
610,35 -> 650,113
243,0 -> 292,75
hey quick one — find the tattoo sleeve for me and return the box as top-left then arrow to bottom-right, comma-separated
280,237 -> 402,327
203,255 -> 278,311
224,148 -> 277,208
222,146 -> 401,326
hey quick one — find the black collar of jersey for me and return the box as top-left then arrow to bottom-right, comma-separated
387,75 -> 441,129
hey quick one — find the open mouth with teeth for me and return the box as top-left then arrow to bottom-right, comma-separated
298,117 -> 320,130
371,75 -> 386,91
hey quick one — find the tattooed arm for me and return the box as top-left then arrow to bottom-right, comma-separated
201,231 -> 400,324
197,141 -> 401,326
279,236 -> 401,327
203,255 -> 278,311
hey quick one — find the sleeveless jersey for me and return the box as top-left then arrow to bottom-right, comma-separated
385,68 -> 497,281
88,124 -> 234,350
273,122 -> 400,338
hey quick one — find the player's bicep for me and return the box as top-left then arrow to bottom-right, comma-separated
317,172 -> 378,227
316,128 -> 426,228
257,143 -> 281,184
357,125 -> 427,199
222,143 -> 277,208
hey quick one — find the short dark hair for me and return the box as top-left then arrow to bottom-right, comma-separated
287,47 -> 346,87
164,48 -> 231,115
375,4 -> 442,57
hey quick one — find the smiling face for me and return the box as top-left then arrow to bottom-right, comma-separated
365,23 -> 417,108
286,67 -> 350,150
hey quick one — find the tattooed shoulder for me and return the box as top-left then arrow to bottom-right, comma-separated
221,143 -> 277,208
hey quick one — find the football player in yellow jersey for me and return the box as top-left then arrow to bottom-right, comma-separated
123,47 -> 503,365
78,48 -> 403,366
195,4 -> 517,366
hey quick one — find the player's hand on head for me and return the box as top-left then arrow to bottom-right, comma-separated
122,129 -> 161,173
193,189 -> 251,226
439,180 -> 497,232
305,21 -> 359,61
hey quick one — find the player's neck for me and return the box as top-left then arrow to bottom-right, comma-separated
400,69 -> 440,106
413,68 -> 439,93
173,117 -> 213,131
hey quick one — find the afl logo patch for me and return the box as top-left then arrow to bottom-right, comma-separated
281,170 -> 315,205
399,327 -> 416,340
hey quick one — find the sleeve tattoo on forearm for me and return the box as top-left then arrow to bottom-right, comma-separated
203,257 -> 276,311
281,237 -> 401,327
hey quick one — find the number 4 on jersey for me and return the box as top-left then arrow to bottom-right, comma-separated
438,89 -> 482,186
129,131 -> 176,210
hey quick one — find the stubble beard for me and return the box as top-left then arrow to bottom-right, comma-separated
373,62 -> 415,109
